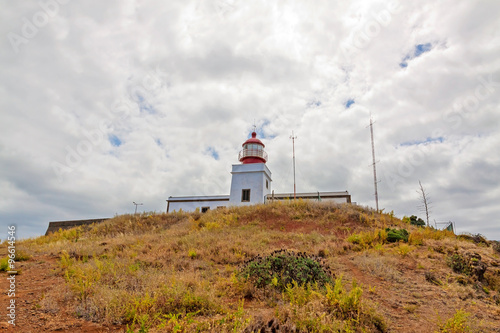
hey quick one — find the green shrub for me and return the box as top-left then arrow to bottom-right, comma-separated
239,249 -> 333,291
386,228 -> 409,243
409,215 -> 426,227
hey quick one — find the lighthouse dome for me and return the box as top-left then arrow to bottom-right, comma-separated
238,132 -> 268,164
242,132 -> 265,147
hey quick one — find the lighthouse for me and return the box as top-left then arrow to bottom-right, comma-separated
165,128 -> 351,213
229,131 -> 272,205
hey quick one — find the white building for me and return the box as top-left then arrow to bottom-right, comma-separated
166,131 -> 351,213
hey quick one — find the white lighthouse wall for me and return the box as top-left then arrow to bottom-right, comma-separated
229,163 -> 272,205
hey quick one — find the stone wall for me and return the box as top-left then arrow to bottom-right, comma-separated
45,218 -> 109,236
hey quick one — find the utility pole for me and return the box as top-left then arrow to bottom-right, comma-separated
133,202 -> 143,214
369,117 -> 379,212
290,131 -> 297,200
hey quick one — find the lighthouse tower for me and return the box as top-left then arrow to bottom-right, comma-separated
229,131 -> 272,205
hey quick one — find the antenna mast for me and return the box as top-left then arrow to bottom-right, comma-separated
290,131 -> 297,200
133,201 -> 143,214
369,117 -> 379,212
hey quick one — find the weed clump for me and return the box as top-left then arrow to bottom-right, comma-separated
277,276 -> 387,332
424,271 -> 442,286
437,309 -> 471,332
0,257 -> 9,272
239,249 -> 333,291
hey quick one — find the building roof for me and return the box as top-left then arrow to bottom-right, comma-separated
265,191 -> 351,201
167,195 -> 230,202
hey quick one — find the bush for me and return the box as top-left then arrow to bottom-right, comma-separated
438,309 -> 471,332
347,229 -> 387,249
409,215 -> 426,227
447,254 -> 472,276
386,228 -> 409,243
239,249 -> 333,291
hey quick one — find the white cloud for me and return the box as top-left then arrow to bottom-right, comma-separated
1,0 -> 499,240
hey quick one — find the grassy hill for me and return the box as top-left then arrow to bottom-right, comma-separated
4,201 -> 500,332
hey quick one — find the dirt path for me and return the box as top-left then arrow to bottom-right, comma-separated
0,255 -> 124,332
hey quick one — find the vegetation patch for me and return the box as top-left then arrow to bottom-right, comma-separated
347,229 -> 388,250
6,201 -> 500,332
385,228 -> 409,243
274,276 -> 387,332
403,215 -> 426,227
447,253 -> 473,276
458,233 -> 489,246
437,309 -> 472,332
424,271 -> 442,286
239,249 -> 333,291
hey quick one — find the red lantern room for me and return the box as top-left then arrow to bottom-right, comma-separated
238,132 -> 268,164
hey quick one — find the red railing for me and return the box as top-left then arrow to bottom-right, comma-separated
238,149 -> 268,162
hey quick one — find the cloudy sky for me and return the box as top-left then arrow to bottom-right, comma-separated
1,0 -> 499,240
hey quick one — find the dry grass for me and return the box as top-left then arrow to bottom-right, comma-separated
5,201 -> 500,332
352,252 -> 404,283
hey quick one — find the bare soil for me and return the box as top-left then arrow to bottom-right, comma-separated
0,255 -> 124,332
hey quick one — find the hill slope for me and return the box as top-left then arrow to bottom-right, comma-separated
3,202 -> 500,332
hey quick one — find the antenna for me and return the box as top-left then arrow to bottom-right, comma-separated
133,201 -> 143,214
253,119 -> 256,132
290,131 -> 297,200
368,117 -> 379,212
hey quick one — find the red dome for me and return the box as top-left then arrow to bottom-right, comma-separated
238,132 -> 268,164
242,132 -> 265,147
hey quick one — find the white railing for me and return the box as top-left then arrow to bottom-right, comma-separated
238,149 -> 268,162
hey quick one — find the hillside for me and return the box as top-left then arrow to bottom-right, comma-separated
2,202 -> 500,332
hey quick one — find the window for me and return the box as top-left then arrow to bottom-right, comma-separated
201,207 -> 210,213
266,180 -> 269,189
241,189 -> 251,202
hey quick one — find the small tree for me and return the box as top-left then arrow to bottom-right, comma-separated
417,181 -> 431,227
409,215 -> 425,227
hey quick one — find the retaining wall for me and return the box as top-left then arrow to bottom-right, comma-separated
45,218 -> 110,236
